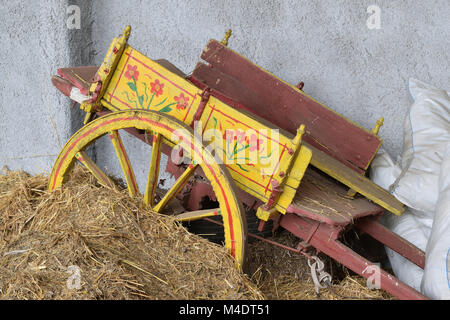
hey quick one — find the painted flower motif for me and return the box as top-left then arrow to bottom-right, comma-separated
124,64 -> 139,81
249,134 -> 263,151
223,129 -> 246,144
223,130 -> 234,144
150,79 -> 164,97
174,93 -> 189,110
235,130 -> 246,144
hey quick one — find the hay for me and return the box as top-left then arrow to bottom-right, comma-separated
0,166 -> 262,300
246,231 -> 392,300
0,165 -> 391,300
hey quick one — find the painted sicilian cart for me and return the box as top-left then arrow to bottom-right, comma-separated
50,26 -> 428,299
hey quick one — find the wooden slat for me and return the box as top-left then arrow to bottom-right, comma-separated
305,143 -> 404,215
288,168 -> 384,226
109,130 -> 139,197
57,66 -> 98,93
153,164 -> 198,213
143,133 -> 162,208
198,39 -> 382,171
191,62 -> 265,113
174,208 -> 221,222
356,217 -> 425,269
75,151 -> 115,189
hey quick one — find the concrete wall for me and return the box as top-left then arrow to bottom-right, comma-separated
0,0 -> 92,174
1,0 -> 69,174
1,1 -> 449,189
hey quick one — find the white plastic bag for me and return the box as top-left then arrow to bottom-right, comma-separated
371,149 -> 431,291
371,79 -> 450,298
381,211 -> 432,292
421,143 -> 450,299
392,78 -> 450,214
370,148 -> 401,191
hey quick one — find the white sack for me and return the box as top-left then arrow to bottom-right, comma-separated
421,143 -> 450,300
370,148 -> 401,191
392,78 -> 450,214
381,210 -> 432,292
371,149 -> 431,291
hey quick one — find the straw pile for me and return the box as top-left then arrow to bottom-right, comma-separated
247,232 -> 392,300
0,166 -> 262,299
0,165 -> 390,300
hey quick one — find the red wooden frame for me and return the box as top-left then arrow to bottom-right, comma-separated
191,40 -> 382,173
280,212 -> 427,300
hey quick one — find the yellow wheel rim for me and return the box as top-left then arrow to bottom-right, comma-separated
48,110 -> 247,269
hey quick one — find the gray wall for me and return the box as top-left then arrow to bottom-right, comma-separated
1,1 -> 449,190
0,0 -> 91,174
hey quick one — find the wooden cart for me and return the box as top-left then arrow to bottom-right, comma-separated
49,26 -> 428,299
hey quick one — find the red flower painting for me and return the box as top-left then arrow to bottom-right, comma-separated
249,134 -> 263,151
174,93 -> 189,110
150,79 -> 164,97
124,64 -> 139,81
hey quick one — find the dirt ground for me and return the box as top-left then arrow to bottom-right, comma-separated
0,166 -> 391,300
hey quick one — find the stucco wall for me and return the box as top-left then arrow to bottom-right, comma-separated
0,0 -> 92,174
1,1 -> 449,190
1,1 -> 69,174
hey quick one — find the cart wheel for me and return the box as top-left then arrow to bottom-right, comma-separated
48,110 -> 248,270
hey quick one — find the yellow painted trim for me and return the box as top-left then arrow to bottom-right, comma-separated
109,130 -> 139,197
90,26 -> 131,103
48,110 -> 247,269
143,133 -> 162,208
174,208 -> 221,222
153,164 -> 198,213
75,151 -> 115,189
276,145 -> 313,213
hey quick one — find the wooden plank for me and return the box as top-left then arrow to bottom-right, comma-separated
57,66 -> 98,94
199,39 -> 382,171
143,133 -> 163,208
288,168 -> 384,226
75,151 -> 116,189
174,208 -> 221,222
306,143 -> 404,215
191,62 -> 265,114
356,217 -> 425,269
109,130 -> 139,197
190,67 -> 365,174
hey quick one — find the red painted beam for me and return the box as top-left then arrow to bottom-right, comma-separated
356,216 -> 425,269
197,40 -> 382,172
280,213 -> 428,300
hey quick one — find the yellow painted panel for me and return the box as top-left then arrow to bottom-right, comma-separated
198,96 -> 301,203
102,46 -> 200,125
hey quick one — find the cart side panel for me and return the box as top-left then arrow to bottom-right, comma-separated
102,46 -> 200,125
198,96 -> 309,209
196,39 -> 382,172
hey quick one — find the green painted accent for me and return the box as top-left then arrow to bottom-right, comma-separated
127,81 -> 137,91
